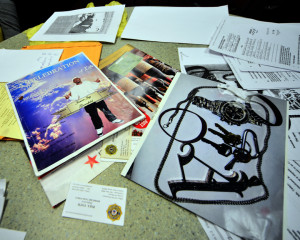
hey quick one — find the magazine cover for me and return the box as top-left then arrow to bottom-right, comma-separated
100,44 -> 179,137
122,73 -> 288,240
6,52 -> 144,177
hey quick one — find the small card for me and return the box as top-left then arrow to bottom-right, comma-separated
62,182 -> 127,226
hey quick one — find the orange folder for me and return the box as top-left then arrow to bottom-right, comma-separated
22,42 -> 102,66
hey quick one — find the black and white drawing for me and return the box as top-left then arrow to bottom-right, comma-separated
184,63 -> 241,88
124,73 -> 288,240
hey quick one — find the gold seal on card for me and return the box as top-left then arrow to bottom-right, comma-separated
107,204 -> 122,221
105,144 -> 117,155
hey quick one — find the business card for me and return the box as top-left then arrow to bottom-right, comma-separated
62,182 -> 127,226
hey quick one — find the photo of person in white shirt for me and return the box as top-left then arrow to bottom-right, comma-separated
64,77 -> 123,136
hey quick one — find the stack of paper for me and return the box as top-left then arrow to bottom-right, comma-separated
208,16 -> 300,90
175,16 -> 300,240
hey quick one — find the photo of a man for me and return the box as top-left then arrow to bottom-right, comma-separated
69,13 -> 94,33
64,77 -> 123,136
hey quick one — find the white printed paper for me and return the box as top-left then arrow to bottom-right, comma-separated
263,89 -> 300,116
30,5 -> 125,43
100,126 -> 132,162
178,47 -> 239,88
287,118 -> 300,161
234,58 -> 288,72
285,160 -> 300,240
198,217 -> 242,240
122,6 -> 229,44
63,182 -> 127,226
262,89 -> 300,160
178,47 -> 226,70
209,16 -> 300,72
0,49 -> 63,83
39,147 -> 113,207
224,55 -> 300,90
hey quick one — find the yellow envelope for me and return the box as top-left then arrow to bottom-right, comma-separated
22,42 -> 102,66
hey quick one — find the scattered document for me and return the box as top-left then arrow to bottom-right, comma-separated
100,126 -> 133,162
0,228 -> 26,240
63,182 -> 127,226
99,44 -> 179,144
286,118 -> 300,160
224,56 -> 300,90
179,47 -> 226,70
209,16 -> 300,72
232,58 -> 288,72
0,83 -> 23,140
6,52 -> 144,177
121,6 -> 229,44
262,88 -> 300,116
286,160 -> 300,239
262,89 -> 300,160
30,5 -> 125,43
0,49 -> 63,83
39,146 -> 113,207
198,217 -> 242,240
23,42 -> 103,67
178,47 -> 239,87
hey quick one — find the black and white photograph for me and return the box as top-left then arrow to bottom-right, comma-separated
184,63 -> 240,87
264,88 -> 300,113
179,47 -> 241,88
45,12 -> 113,35
30,5 -> 125,42
123,73 -> 288,240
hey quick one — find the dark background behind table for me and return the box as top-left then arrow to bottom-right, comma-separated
14,0 -> 300,32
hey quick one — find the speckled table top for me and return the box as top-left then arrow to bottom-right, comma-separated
0,22 -> 209,239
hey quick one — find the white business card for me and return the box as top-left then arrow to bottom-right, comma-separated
62,182 -> 127,226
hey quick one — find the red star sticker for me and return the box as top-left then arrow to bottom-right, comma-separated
85,155 -> 99,168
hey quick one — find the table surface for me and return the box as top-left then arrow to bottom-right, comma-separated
0,12 -> 209,240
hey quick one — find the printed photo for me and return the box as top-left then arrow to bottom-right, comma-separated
45,12 -> 113,35
124,73 -> 287,240
7,53 -> 143,176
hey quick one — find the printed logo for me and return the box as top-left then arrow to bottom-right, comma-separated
107,204 -> 122,221
134,111 -> 150,129
105,144 -> 117,155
